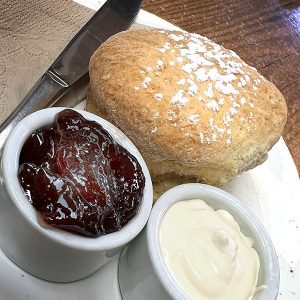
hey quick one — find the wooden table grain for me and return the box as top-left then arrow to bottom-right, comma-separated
142,0 -> 300,175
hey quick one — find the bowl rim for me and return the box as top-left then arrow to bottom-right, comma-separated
146,183 -> 280,300
2,107 -> 153,251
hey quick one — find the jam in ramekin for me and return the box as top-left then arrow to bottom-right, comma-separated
19,109 -> 145,237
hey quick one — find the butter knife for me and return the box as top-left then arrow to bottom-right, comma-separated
0,0 -> 142,151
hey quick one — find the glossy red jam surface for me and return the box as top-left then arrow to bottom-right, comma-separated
19,109 -> 145,237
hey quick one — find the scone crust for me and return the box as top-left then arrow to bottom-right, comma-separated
88,29 -> 287,184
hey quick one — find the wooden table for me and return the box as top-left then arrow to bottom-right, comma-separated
143,0 -> 300,175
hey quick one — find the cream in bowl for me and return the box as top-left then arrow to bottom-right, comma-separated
118,183 -> 279,300
0,107 -> 153,282
160,199 -> 265,300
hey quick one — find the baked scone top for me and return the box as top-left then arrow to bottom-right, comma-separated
89,29 -> 287,180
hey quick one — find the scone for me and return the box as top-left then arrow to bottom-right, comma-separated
87,29 -> 287,188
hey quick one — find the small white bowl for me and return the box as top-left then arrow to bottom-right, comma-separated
118,183 -> 280,300
0,107 -> 153,282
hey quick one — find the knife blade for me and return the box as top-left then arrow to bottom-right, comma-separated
0,0 -> 142,151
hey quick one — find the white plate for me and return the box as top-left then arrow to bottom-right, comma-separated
0,1 -> 299,299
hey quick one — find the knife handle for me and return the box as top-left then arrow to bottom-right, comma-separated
0,72 -> 67,151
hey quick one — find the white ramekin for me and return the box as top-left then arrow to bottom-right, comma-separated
118,183 -> 280,300
0,107 -> 153,282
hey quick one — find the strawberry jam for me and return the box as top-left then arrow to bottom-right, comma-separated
18,109 -> 145,237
